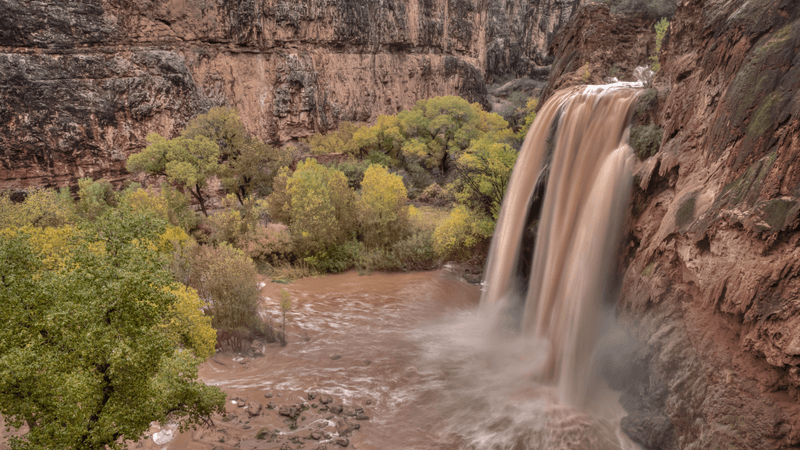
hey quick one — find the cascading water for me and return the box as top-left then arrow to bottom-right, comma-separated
483,83 -> 640,406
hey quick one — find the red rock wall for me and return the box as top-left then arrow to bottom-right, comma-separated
0,0 -> 586,190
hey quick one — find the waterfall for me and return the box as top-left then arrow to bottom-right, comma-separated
482,83 -> 641,406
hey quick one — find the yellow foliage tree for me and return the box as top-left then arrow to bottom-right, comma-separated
358,164 -> 411,247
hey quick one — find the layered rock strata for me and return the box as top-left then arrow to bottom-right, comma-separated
0,0 -> 585,189
542,1 -> 800,448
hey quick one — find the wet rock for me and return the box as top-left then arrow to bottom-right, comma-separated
279,405 -> 301,419
308,391 -> 319,400
267,402 -> 277,409
330,404 -> 344,415
264,392 -> 273,398
330,354 -> 342,360
365,400 -> 373,405
352,423 -> 361,430
325,414 -> 334,420
334,437 -> 350,447
355,414 -> 369,421
319,394 -> 334,405
355,407 -> 364,415
364,360 -> 371,365
247,402 -> 262,417
311,403 -> 318,408
280,444 -> 292,450
343,407 -> 356,417
335,418 -> 353,437
310,431 -> 323,440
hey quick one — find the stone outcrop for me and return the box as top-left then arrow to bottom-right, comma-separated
0,0 -> 585,190
541,0 -> 800,448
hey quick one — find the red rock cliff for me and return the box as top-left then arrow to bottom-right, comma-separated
0,0 -> 585,190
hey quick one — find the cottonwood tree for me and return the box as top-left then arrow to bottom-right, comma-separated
182,107 -> 289,203
126,133 -> 220,216
357,164 -> 411,247
0,207 -> 224,450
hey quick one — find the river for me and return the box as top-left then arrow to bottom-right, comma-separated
143,268 -> 637,450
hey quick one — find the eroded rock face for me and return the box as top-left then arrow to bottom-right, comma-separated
0,0 -> 586,189
544,0 -> 800,448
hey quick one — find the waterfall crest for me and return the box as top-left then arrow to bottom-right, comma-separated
482,83 -> 640,405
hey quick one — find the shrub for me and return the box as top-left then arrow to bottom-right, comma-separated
651,18 -> 670,72
636,88 -> 658,117
242,223 -> 295,264
433,205 -> 494,261
417,183 -> 455,206
390,231 -> 438,271
630,124 -> 664,160
331,159 -> 370,189
173,242 -> 273,348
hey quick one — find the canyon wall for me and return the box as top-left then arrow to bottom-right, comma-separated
0,0 -> 584,189
540,1 -> 800,448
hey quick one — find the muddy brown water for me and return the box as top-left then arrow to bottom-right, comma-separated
137,268 -> 637,450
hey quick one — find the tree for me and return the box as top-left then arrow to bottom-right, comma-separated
126,133 -> 220,216
286,159 -> 356,256
265,166 -> 292,224
453,136 -> 518,219
0,211 -> 224,449
182,107 -> 289,204
357,164 -> 411,247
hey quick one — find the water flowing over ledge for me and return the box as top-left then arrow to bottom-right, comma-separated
482,82 -> 641,406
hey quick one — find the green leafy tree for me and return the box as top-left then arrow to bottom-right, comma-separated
307,121 -> 362,156
126,133 -> 221,216
75,178 -> 116,221
0,188 -> 74,229
182,107 -> 289,204
286,159 -> 356,256
357,164 -> 411,247
0,212 -> 224,449
453,137 -> 518,219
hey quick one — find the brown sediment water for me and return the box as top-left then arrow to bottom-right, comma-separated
134,83 -> 645,450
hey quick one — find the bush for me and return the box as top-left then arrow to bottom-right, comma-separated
417,183 -> 455,206
433,205 -> 494,261
242,223 -> 295,264
76,178 -> 116,220
173,242 -> 273,348
390,231 -> 438,271
630,124 -> 664,160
